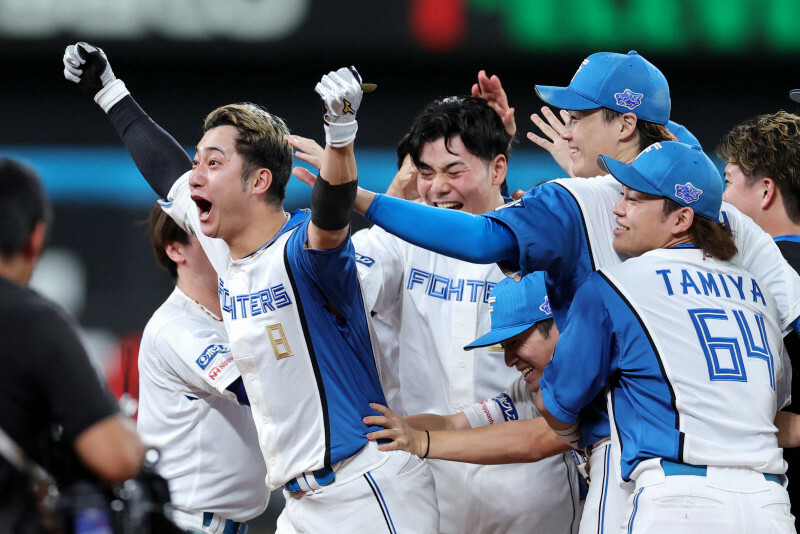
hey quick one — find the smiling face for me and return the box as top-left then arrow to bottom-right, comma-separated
502,322 -> 558,392
415,135 -> 505,215
561,109 -> 628,177
612,186 -> 683,257
189,125 -> 254,245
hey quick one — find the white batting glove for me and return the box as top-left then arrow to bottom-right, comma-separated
63,42 -> 129,114
315,66 -> 364,147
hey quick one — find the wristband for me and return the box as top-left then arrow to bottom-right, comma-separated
324,120 -> 358,147
553,422 -> 581,449
421,430 -> 430,459
311,175 -> 358,231
94,79 -> 130,114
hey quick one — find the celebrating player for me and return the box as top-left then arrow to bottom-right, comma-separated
347,51 -> 800,533
63,42 -> 438,533
362,273 -> 582,476
715,110 -> 800,528
537,141 -> 793,533
137,204 -> 268,533
289,95 -> 581,533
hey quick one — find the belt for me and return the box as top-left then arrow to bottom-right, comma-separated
283,466 -> 336,492
200,512 -> 247,534
660,459 -> 782,484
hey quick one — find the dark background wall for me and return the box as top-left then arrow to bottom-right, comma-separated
2,0 -> 800,340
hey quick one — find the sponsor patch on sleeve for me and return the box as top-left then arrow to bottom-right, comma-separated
491,393 -> 519,422
196,344 -> 232,370
355,253 -> 375,267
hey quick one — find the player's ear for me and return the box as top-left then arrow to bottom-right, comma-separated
489,154 -> 508,187
761,177 -> 777,210
250,168 -> 273,196
672,207 -> 694,235
164,242 -> 185,265
617,113 -> 638,141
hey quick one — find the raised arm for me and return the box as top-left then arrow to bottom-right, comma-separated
63,42 -> 191,198
306,66 -> 364,250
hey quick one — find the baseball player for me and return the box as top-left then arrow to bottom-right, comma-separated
363,273 -> 581,475
716,109 -> 800,529
350,51 -> 800,533
291,95 -> 581,533
63,42 -> 438,533
137,204 -> 268,534
537,141 -> 793,533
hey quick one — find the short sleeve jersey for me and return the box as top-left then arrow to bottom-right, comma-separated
539,248 -> 789,480
161,172 -> 389,490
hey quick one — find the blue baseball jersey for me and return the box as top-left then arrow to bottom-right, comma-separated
163,172 -> 388,490
539,247 -> 790,480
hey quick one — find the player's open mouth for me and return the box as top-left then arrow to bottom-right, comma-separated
193,196 -> 213,220
521,367 -> 533,378
435,201 -> 463,210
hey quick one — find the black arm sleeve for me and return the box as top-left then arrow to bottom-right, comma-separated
107,95 -> 193,199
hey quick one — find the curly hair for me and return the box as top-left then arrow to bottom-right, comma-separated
716,111 -> 800,224
203,103 -> 293,206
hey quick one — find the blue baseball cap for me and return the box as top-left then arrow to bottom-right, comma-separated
597,141 -> 723,220
535,51 -> 670,125
464,272 -> 552,350
666,120 -> 701,148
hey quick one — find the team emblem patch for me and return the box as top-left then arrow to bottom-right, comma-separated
196,344 -> 231,370
675,182 -> 703,204
614,89 -> 644,110
342,99 -> 355,114
539,295 -> 551,315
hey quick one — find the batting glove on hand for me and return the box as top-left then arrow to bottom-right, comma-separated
63,42 -> 129,114
315,66 -> 364,147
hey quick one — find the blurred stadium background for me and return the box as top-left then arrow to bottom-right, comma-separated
1,0 -> 799,530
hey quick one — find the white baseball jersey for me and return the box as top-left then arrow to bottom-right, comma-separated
137,287 -> 268,523
161,173 -> 438,534
541,247 -> 790,479
353,226 -> 581,534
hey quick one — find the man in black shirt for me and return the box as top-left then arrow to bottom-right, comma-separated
0,158 -> 145,533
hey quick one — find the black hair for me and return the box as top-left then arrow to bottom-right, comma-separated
0,158 -> 51,260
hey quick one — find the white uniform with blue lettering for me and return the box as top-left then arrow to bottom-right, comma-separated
353,225 -> 581,534
481,174 -> 800,534
539,247 -> 793,533
162,172 -> 439,534
137,287 -> 268,533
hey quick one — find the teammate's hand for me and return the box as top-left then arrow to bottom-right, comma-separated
472,69 -> 516,138
364,403 -> 428,457
286,134 -> 324,187
315,66 -> 365,147
385,155 -> 421,201
63,42 -> 129,113
527,106 -> 574,177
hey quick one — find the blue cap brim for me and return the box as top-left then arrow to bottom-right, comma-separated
463,323 -> 534,351
598,155 -> 662,197
535,85 -> 599,111
791,89 -> 800,104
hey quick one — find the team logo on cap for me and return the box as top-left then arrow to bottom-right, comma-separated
539,295 -> 551,315
675,182 -> 703,204
614,89 -> 644,110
